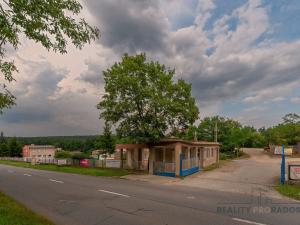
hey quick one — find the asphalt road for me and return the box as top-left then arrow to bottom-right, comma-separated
0,164 -> 299,225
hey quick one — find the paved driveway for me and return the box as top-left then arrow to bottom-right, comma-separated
178,148 -> 282,198
124,148 -> 289,198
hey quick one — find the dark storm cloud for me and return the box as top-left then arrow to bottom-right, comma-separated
2,109 -> 52,123
1,63 -> 65,123
85,0 -> 170,54
77,62 -> 103,86
187,60 -> 269,103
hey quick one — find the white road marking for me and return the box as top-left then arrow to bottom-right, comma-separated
49,179 -> 64,184
98,189 -> 130,198
232,218 -> 267,225
186,196 -> 195,199
7,170 -> 14,173
23,174 -> 32,177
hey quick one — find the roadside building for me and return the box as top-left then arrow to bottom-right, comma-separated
22,144 -> 60,162
115,139 -> 220,177
91,149 -> 118,160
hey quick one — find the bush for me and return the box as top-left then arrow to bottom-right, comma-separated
71,152 -> 90,160
55,151 -> 72,159
220,152 -> 232,160
220,150 -> 245,160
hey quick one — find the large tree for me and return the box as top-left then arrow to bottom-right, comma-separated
0,0 -> 99,113
98,53 -> 199,143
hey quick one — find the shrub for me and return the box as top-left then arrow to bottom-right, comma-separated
71,152 -> 90,160
55,151 -> 72,159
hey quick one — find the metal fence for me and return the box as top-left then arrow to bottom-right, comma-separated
153,161 -> 176,174
181,158 -> 199,170
190,157 -> 199,168
0,157 -> 120,169
0,157 -> 24,162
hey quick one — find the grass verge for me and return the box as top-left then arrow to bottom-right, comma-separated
275,183 -> 300,200
0,160 -> 129,177
0,191 -> 54,225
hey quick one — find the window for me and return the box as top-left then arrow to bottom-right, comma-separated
211,149 -> 214,158
206,149 -> 210,158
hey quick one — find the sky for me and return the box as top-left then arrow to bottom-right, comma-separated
1,0 -> 300,136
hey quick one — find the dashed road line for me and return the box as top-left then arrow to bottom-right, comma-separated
232,217 -> 267,225
49,179 -> 64,184
98,189 -> 130,198
23,174 -> 32,177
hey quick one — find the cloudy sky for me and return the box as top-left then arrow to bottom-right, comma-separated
1,0 -> 300,136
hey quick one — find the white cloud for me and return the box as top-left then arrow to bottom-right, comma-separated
291,97 -> 300,104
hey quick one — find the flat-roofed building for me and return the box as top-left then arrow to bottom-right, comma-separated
22,144 -> 60,161
115,139 -> 220,177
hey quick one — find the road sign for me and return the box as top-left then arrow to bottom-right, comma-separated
288,164 -> 300,180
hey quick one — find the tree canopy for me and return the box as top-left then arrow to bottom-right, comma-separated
94,122 -> 115,154
98,53 -> 199,143
0,0 -> 99,113
179,116 -> 266,152
263,113 -> 300,145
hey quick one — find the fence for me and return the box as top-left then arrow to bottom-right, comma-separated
0,157 -> 122,169
153,161 -> 176,177
190,157 -> 199,168
180,156 -> 199,176
0,157 -> 24,162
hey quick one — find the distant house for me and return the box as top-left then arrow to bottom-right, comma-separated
22,144 -> 61,161
115,139 -> 220,177
91,149 -> 117,160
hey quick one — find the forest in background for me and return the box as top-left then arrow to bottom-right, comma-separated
1,113 -> 299,158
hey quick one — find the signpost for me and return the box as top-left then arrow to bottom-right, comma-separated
280,145 -> 285,184
288,165 -> 300,180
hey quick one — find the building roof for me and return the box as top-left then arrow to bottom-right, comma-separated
115,143 -> 148,149
154,138 -> 220,146
115,138 -> 219,149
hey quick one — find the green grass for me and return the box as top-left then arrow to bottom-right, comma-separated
275,183 -> 300,200
0,160 -> 129,177
0,191 -> 54,225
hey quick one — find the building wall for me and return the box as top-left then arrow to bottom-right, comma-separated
202,146 -> 219,168
22,146 -> 30,157
23,145 -> 57,160
30,149 -> 56,159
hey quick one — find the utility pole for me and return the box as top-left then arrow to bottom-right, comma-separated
214,121 -> 218,142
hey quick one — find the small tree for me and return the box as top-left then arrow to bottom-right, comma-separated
7,137 -> 21,157
0,131 -> 8,156
98,53 -> 199,143
96,121 -> 115,155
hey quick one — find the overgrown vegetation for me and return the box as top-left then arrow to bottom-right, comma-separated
0,191 -> 54,225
